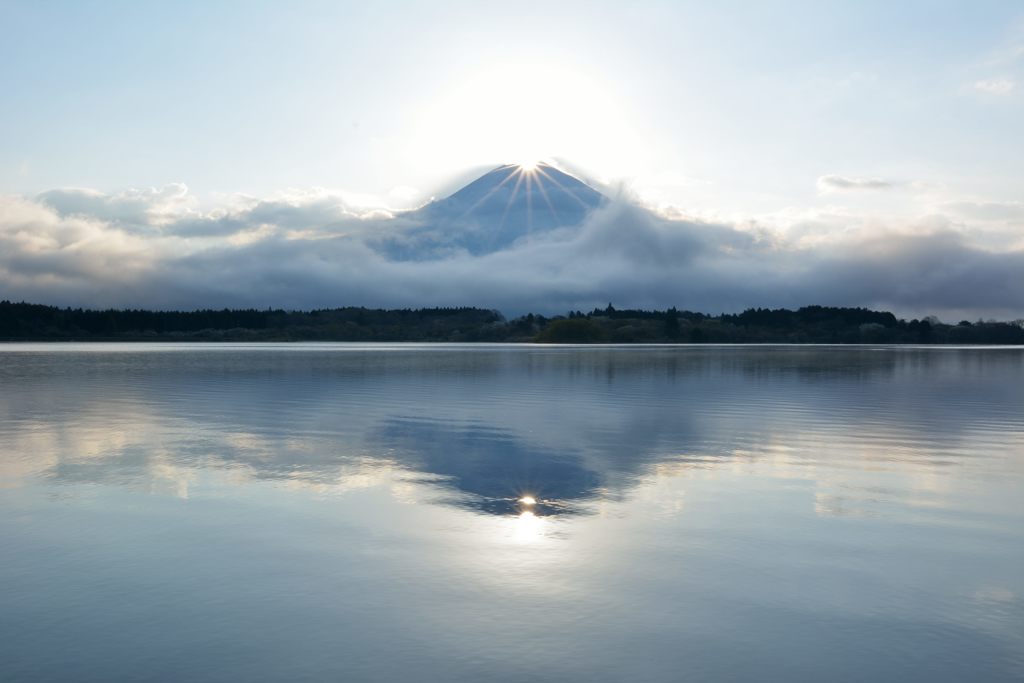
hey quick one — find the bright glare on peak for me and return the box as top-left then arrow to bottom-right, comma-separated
517,161 -> 540,173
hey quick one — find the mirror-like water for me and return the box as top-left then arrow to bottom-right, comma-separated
1,344 -> 1022,682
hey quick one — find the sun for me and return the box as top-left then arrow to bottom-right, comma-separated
409,60 -> 645,180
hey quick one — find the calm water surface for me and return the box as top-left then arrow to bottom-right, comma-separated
1,344 -> 1022,682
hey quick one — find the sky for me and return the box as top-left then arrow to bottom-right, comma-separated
1,1 -> 1022,318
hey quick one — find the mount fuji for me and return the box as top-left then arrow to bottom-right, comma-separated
376,162 -> 606,260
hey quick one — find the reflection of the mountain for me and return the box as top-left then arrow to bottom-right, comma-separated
373,418 -> 602,516
3,345 -> 1022,520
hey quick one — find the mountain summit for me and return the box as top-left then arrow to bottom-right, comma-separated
377,162 -> 605,260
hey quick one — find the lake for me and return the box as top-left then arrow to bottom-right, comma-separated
1,344 -> 1022,682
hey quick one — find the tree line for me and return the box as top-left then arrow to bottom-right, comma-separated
1,300 -> 1022,344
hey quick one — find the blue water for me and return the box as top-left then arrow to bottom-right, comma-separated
1,344 -> 1022,681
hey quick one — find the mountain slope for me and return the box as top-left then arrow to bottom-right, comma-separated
377,162 -> 605,259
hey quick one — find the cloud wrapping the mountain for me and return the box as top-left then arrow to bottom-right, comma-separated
2,183 -> 1023,319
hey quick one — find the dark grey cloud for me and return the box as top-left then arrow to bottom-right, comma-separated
802,230 -> 1024,312
2,186 -> 1023,319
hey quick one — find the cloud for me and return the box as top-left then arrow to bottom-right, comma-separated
0,195 -> 159,303
816,175 -> 898,193
167,190 -> 379,238
36,183 -> 194,229
2,183 -> 1024,319
941,200 -> 1024,222
973,78 -> 1015,95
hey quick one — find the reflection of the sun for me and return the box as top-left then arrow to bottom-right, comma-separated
508,509 -> 546,544
499,492 -> 556,543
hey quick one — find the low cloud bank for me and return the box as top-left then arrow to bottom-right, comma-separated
1,183 -> 1022,320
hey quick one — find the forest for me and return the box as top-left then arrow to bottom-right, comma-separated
1,300 -> 1022,344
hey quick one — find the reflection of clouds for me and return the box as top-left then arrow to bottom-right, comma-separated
0,406 -> 155,489
146,457 -> 196,499
806,428 -> 1024,520
973,586 -> 1017,604
0,425 -> 59,488
629,462 -> 690,518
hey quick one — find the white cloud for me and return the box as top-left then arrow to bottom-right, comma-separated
973,78 -> 1015,95
940,200 -> 1024,221
817,175 -> 898,193
0,195 -> 160,303
36,183 -> 195,229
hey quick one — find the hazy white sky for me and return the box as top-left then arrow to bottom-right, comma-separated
1,1 -> 1022,316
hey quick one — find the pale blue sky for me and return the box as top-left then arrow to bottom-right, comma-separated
2,1 -> 1021,209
